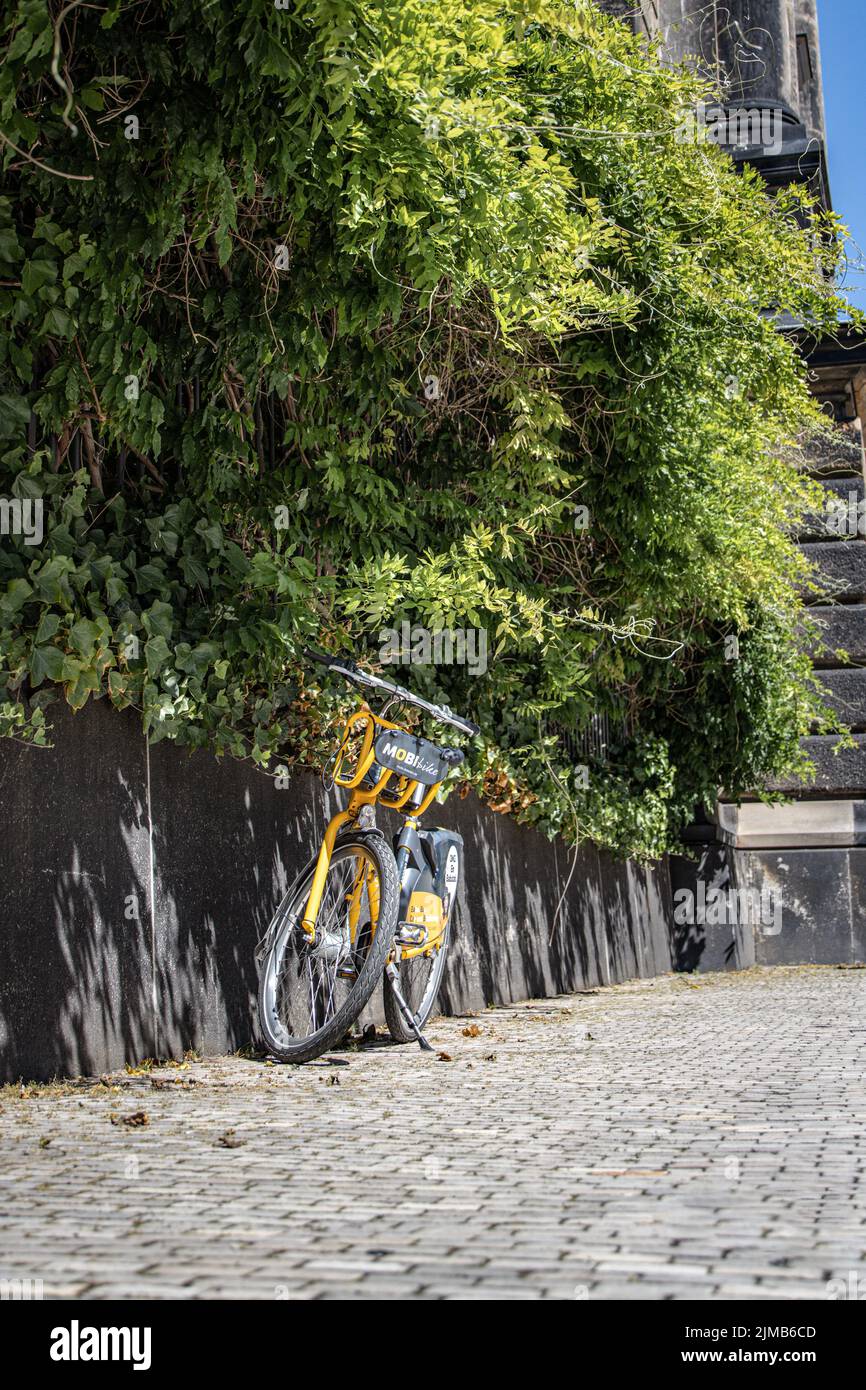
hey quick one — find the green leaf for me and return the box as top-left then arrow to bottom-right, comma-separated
0,395 -> 32,438
143,600 -> 174,638
21,259 -> 58,296
29,644 -> 66,684
2,578 -> 34,614
65,664 -> 101,711
40,305 -> 75,339
35,611 -> 61,644
69,618 -> 102,658
145,635 -> 171,677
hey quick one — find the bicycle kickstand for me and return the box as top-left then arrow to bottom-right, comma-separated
384,962 -> 434,1052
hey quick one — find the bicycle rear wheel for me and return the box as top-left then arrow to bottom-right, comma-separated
258,833 -> 398,1063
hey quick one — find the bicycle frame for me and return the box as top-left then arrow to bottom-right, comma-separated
300,702 -> 448,942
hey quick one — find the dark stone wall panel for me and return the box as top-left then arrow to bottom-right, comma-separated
742,848 -> 854,965
670,847 -> 747,973
848,850 -> 866,963
630,858 -> 676,977
0,699 -> 154,1081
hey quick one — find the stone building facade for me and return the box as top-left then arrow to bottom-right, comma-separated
600,0 -> 866,964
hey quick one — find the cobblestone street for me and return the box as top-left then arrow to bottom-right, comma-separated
2,965 -> 865,1301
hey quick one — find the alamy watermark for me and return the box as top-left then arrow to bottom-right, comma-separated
823,492 -> 866,538
675,100 -> 783,157
1,1277 -> 43,1300
379,622 -> 487,676
0,496 -> 43,546
49,1320 -> 151,1370
826,1271 -> 866,1300
673,884 -> 782,936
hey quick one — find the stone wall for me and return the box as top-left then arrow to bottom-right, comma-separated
0,699 -> 675,1082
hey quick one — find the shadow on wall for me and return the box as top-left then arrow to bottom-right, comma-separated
147,732 -> 320,1062
0,698 -> 320,1081
0,699 -> 155,1080
0,698 -> 676,1082
668,846 -> 758,973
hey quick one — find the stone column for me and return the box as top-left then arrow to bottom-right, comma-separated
795,0 -> 827,147
657,0 -> 800,112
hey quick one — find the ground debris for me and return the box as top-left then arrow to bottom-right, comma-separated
110,1110 -> 149,1128
216,1128 -> 245,1149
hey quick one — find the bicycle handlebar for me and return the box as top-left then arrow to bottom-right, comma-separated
303,648 -> 481,738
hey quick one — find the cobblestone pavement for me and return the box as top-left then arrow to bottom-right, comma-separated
2,965 -> 865,1301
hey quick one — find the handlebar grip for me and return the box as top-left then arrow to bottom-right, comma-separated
303,646 -> 353,671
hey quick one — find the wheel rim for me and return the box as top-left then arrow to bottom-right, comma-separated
262,844 -> 382,1049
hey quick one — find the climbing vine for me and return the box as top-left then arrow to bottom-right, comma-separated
0,0 -> 857,857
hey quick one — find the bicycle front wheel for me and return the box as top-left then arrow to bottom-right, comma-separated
258,833 -> 399,1063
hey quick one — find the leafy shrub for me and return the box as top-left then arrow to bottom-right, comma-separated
0,0 -> 856,857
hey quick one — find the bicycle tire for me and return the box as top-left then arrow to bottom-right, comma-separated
258,832 -> 399,1063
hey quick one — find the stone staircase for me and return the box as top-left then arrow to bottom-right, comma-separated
713,418 -> 866,964
729,421 -> 866,799
778,424 -> 866,785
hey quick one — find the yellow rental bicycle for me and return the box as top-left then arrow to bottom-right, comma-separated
256,649 -> 479,1063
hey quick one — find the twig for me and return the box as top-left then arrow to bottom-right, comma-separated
74,337 -> 104,421
80,415 -> 103,494
0,129 -> 93,181
126,443 -> 166,491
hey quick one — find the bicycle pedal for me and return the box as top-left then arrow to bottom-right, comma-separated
336,965 -> 359,980
396,924 -> 426,946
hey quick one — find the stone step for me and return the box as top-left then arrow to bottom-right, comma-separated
798,475 -> 865,542
814,667 -> 866,731
806,605 -> 866,664
801,541 -> 866,602
819,473 -> 866,501
717,799 -> 866,848
764,735 -> 866,796
792,422 -> 864,477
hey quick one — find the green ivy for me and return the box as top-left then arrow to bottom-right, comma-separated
0,0 -> 858,858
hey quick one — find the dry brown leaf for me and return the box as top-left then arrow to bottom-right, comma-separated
110,1110 -> 149,1128
216,1129 -> 245,1148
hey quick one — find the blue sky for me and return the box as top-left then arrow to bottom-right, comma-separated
819,0 -> 866,309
